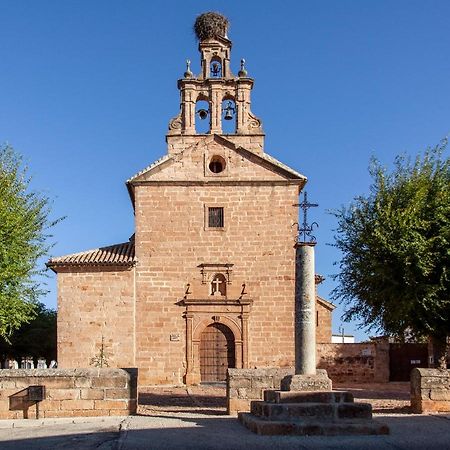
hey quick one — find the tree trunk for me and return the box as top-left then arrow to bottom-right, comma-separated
430,334 -> 448,369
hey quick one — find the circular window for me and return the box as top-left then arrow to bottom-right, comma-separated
209,155 -> 226,174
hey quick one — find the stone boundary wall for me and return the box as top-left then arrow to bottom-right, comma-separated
317,342 -> 390,383
411,368 -> 450,413
0,368 -> 137,419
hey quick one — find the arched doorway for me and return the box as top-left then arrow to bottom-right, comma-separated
199,323 -> 235,382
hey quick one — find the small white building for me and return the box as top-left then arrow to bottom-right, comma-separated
332,334 -> 355,344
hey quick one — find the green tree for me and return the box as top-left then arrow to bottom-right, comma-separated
0,144 -> 60,340
332,140 -> 449,368
0,302 -> 56,362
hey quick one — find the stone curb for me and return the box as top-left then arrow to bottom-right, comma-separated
0,415 -> 126,429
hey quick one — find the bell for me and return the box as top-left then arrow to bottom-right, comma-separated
211,62 -> 221,77
224,109 -> 233,121
197,109 -> 208,120
223,101 -> 235,121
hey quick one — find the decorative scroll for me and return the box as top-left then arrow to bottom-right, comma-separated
248,110 -> 262,130
168,113 -> 182,130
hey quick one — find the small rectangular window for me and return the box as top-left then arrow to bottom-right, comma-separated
208,207 -> 224,228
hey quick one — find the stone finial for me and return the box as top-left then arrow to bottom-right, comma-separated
184,59 -> 193,79
238,58 -> 248,77
194,12 -> 229,41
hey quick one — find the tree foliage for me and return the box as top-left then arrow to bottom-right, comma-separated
0,144 -> 60,340
331,140 -> 449,362
0,302 -> 56,362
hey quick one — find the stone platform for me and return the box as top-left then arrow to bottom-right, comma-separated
239,390 -> 389,436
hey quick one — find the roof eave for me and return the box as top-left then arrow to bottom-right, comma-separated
47,261 -> 136,273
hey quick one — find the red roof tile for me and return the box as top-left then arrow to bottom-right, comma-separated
47,241 -> 135,270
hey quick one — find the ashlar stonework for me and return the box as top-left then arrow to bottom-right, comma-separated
48,18 -> 335,387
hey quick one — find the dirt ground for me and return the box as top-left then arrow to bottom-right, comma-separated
138,382 -> 411,416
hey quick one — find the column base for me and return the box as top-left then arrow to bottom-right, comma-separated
280,369 -> 332,392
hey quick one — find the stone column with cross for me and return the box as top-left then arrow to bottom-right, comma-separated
281,191 -> 331,391
241,190 -> 388,435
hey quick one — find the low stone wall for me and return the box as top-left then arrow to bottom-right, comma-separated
317,342 -> 389,383
0,368 -> 137,419
227,367 -> 294,414
411,368 -> 450,413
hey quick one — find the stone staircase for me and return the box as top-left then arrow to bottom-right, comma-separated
239,390 -> 389,436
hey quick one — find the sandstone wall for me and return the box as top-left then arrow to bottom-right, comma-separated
57,266 -> 135,368
227,367 -> 330,414
0,368 -> 137,419
135,182 -> 299,385
411,368 -> 450,413
317,342 -> 390,383
227,367 -> 294,414
316,302 -> 332,344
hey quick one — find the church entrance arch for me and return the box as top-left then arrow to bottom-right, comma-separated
199,323 -> 235,382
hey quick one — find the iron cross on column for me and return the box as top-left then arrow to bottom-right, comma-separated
295,191 -> 319,243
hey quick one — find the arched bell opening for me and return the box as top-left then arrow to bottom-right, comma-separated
221,98 -> 236,134
195,99 -> 210,134
209,56 -> 222,78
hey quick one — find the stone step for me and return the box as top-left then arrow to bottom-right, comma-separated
239,412 -> 389,436
250,400 -> 372,421
264,390 -> 354,404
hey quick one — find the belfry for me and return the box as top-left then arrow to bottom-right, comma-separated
48,12 -> 335,387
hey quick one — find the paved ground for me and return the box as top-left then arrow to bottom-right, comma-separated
0,383 -> 449,449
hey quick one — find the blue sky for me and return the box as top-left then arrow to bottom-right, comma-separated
1,1 -> 449,341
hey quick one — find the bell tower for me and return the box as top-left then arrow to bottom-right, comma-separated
167,12 -> 264,154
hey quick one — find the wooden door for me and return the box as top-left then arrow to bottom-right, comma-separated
200,323 -> 235,382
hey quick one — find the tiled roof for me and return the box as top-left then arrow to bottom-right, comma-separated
47,241 -> 135,270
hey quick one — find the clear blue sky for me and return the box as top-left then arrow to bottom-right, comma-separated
1,1 -> 449,341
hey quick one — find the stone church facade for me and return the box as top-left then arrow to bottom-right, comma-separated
48,17 -> 334,387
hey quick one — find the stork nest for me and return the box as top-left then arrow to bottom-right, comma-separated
194,12 -> 229,41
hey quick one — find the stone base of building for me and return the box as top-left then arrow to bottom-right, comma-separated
239,383 -> 389,436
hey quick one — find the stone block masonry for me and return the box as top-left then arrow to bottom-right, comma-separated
411,368 -> 450,413
227,368 -> 294,414
317,342 -> 390,383
0,368 -> 137,419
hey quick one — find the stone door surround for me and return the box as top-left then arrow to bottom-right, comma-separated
182,297 -> 252,385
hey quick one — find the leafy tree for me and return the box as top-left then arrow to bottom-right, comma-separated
332,140 -> 449,368
0,302 -> 56,363
0,144 -> 60,340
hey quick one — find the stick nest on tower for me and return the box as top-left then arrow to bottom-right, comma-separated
194,12 -> 229,41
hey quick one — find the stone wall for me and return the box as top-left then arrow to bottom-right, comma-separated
227,367 -> 294,414
316,342 -> 390,383
57,266 -> 135,369
0,368 -> 137,419
134,142 -> 301,385
227,367 -> 332,414
316,299 -> 333,344
411,368 -> 450,413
